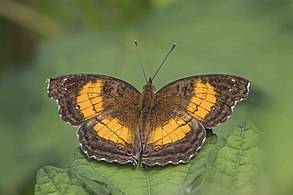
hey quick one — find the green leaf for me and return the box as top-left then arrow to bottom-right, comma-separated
35,166 -> 87,195
35,121 -> 263,195
201,121 -> 264,195
35,166 -> 110,195
71,133 -> 219,195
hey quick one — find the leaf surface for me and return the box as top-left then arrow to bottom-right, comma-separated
35,121 -> 263,195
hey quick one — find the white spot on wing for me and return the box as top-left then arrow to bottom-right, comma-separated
46,78 -> 51,92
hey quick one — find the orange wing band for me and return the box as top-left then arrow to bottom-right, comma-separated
147,117 -> 191,146
187,80 -> 217,120
93,116 -> 133,147
76,80 -> 104,120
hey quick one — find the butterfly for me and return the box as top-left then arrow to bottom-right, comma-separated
47,73 -> 249,166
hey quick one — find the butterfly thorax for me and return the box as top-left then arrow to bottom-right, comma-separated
140,78 -> 156,111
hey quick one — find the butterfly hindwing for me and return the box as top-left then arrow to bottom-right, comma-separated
142,109 -> 206,165
78,109 -> 141,165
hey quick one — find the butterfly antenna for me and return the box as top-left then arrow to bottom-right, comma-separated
151,43 -> 176,81
134,40 -> 148,83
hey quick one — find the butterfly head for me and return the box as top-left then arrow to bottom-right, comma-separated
143,77 -> 156,92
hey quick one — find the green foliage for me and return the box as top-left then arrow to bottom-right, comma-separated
35,121 -> 263,195
1,0 -> 293,194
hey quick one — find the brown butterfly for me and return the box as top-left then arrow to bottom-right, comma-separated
47,43 -> 249,166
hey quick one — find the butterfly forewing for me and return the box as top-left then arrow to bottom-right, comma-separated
155,74 -> 250,128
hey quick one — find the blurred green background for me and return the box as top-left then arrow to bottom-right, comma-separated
0,0 -> 292,194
